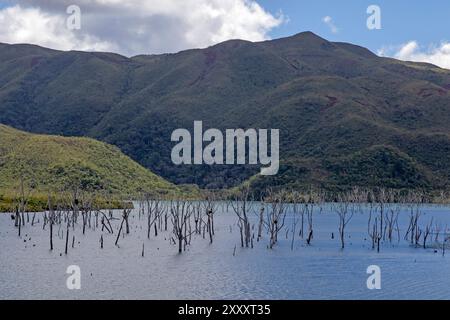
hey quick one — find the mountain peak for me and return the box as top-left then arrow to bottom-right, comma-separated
283,31 -> 329,43
292,31 -> 324,39
261,30 -> 330,47
260,30 -> 333,52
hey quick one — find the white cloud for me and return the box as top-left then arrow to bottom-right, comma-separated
0,5 -> 112,52
322,15 -> 338,34
378,41 -> 450,70
0,0 -> 284,56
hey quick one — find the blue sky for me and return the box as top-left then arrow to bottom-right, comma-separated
257,0 -> 449,53
0,1 -> 449,68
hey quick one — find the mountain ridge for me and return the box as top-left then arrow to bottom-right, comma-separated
1,31 -> 450,192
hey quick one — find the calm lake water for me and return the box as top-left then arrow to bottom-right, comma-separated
1,202 -> 450,300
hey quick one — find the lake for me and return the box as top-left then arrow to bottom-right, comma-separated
1,202 -> 450,300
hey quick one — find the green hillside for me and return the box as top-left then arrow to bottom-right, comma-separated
0,124 -> 183,199
1,32 -> 450,192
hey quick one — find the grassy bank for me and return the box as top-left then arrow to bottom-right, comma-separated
0,191 -> 134,213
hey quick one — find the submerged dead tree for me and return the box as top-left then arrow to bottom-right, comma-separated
335,198 -> 353,249
304,190 -> 323,245
145,197 -> 163,238
257,204 -> 264,241
423,218 -> 433,249
335,188 -> 364,249
204,192 -> 218,232
203,193 -> 218,244
385,205 -> 400,243
263,190 -> 287,249
65,213 -> 70,255
99,210 -> 114,234
367,202 -> 382,252
231,187 -> 253,248
13,177 -> 31,236
170,201 -> 193,253
290,201 -> 300,250
193,202 -> 204,236
115,209 -> 131,246
404,206 -> 421,246
48,195 -> 55,251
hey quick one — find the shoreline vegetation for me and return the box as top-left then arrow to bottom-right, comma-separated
2,184 -> 450,213
0,182 -> 201,213
0,192 -> 133,213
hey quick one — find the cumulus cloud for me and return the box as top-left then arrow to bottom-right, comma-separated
378,41 -> 450,70
0,0 -> 284,56
0,5 -> 112,51
322,15 -> 338,34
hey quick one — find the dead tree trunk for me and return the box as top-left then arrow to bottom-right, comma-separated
257,206 -> 264,241
336,192 -> 356,250
231,188 -> 253,248
115,216 -> 125,246
65,220 -> 70,255
207,209 -> 213,244
263,190 -> 287,249
50,218 -> 53,251
170,201 -> 193,254
48,196 -> 54,251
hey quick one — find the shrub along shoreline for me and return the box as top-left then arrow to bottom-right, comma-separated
0,193 -> 134,213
